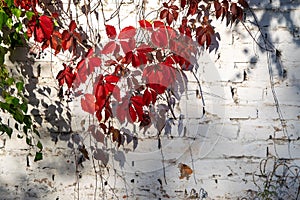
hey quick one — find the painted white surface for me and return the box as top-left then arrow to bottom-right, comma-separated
1,0 -> 300,199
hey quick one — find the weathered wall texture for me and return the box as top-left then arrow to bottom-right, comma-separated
1,0 -> 300,199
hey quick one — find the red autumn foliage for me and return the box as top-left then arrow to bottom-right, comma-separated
56,64 -> 75,89
20,0 -> 248,148
14,0 -> 37,11
27,15 -> 54,43
62,20 -> 81,52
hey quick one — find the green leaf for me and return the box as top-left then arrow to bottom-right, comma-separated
25,11 -> 35,20
23,115 -> 32,126
12,8 -> 22,19
0,124 -> 13,138
16,81 -> 24,92
13,109 -> 24,123
0,102 -> 10,111
5,0 -> 13,7
6,77 -> 14,85
37,141 -> 43,151
34,152 -> 43,162
15,22 -> 22,33
20,102 -> 28,112
0,11 -> 5,30
26,136 -> 32,146
6,18 -> 13,29
23,126 -> 28,135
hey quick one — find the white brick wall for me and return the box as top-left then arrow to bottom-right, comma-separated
1,0 -> 300,199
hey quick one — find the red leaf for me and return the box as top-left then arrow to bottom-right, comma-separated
214,1 -> 222,19
105,25 -> 117,39
162,2 -> 169,8
160,9 -> 168,19
133,52 -> 147,67
198,33 -> 206,46
105,75 -> 120,83
139,20 -> 152,29
111,85 -> 121,101
166,12 -> 174,25
101,41 -> 117,54
180,0 -> 187,9
172,10 -> 179,21
136,44 -> 153,53
118,26 -> 136,39
231,3 -> 238,16
62,30 -> 72,50
169,5 -> 179,10
88,57 -> 102,72
237,6 -> 244,21
205,33 -> 211,48
50,30 -> 62,55
129,105 -> 137,122
153,20 -> 165,28
52,12 -> 59,18
74,60 -> 88,86
116,103 -> 127,123
151,28 -> 168,48
120,41 -> 134,54
34,26 -> 45,43
131,96 -> 144,107
81,94 -> 98,114
39,15 -> 54,40
147,84 -> 166,94
188,2 -> 198,16
69,20 -> 77,32
56,64 -> 74,88
86,47 -> 94,57
238,0 -> 249,8
178,163 -> 193,179
143,88 -> 157,106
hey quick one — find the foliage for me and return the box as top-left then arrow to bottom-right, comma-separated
0,0 -> 42,161
14,0 -> 248,155
1,0 -> 249,160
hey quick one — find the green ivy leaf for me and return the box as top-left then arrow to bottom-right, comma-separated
23,126 -> 28,135
6,18 -> 13,29
0,10 -> 8,30
0,124 -> 13,138
20,102 -> 28,113
37,140 -> 43,151
13,109 -> 24,123
16,81 -> 24,92
26,136 -> 32,146
23,115 -> 32,126
34,152 -> 43,162
6,77 -> 14,85
5,0 -> 13,7
11,8 -> 21,19
5,96 -> 20,106
25,11 -> 35,20
0,102 -> 10,111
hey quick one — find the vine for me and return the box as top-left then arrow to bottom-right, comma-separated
1,0 -> 296,199
0,0 -> 42,161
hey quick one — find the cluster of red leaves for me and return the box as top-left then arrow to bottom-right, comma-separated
26,15 -> 54,43
214,0 -> 249,24
17,0 -> 248,148
14,0 -> 37,11
160,2 -> 179,25
173,0 -> 249,49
